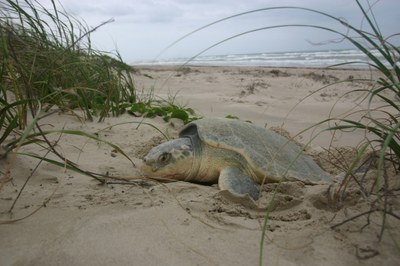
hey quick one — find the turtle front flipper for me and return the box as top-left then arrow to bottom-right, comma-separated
218,166 -> 260,200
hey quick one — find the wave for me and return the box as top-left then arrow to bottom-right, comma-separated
134,49 -> 396,68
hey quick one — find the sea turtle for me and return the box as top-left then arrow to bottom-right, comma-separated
141,118 -> 331,200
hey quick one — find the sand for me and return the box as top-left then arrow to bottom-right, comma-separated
1,66 -> 399,266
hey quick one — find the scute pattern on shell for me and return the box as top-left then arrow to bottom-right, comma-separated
179,118 -> 331,183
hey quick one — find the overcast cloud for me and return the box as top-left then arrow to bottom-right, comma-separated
39,0 -> 400,63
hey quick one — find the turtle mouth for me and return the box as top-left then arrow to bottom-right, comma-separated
140,161 -> 157,174
140,162 -> 184,181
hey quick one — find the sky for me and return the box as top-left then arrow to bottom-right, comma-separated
38,0 -> 400,63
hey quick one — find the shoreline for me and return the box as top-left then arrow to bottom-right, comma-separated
133,64 -> 381,71
130,48 -> 392,70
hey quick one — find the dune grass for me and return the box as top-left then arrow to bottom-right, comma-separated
0,0 -> 135,191
262,3 -> 398,263
0,0 -> 138,121
258,3 -> 398,263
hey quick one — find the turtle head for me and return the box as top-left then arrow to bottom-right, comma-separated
141,138 -> 194,180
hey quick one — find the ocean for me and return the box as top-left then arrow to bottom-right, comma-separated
134,49 -> 396,69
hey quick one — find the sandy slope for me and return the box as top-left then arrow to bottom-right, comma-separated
1,66 -> 399,266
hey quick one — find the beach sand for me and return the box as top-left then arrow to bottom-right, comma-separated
1,66 -> 399,265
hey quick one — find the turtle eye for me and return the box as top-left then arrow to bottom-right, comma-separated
158,153 -> 171,164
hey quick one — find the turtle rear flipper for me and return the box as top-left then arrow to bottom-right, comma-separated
218,166 -> 260,200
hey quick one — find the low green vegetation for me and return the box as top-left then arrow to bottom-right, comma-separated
130,100 -> 198,124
